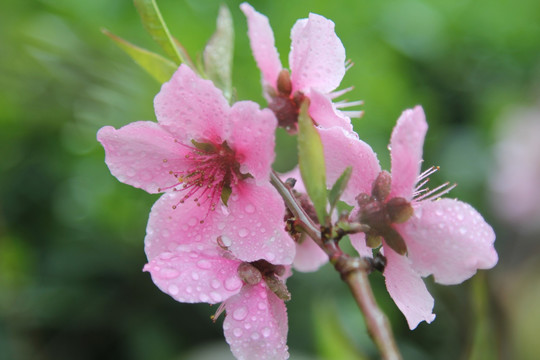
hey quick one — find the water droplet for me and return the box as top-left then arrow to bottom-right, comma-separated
459,227 -> 467,235
160,268 -> 179,279
233,328 -> 243,337
210,291 -> 222,302
188,217 -> 197,226
224,276 -> 242,291
245,204 -> 255,213
435,209 -> 443,216
244,323 -> 252,329
211,279 -> 221,289
199,294 -> 210,302
217,222 -> 226,230
189,252 -> 199,259
197,260 -> 212,269
251,332 -> 260,340
159,252 -> 174,260
191,272 -> 200,280
457,213 -> 464,221
221,236 -> 232,247
168,284 -> 179,295
238,228 -> 249,238
265,252 -> 276,261
259,290 -> 268,299
258,302 -> 267,310
262,327 -> 271,338
186,286 -> 193,293
233,306 -> 248,321
161,229 -> 170,238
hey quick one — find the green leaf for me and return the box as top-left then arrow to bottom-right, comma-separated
133,0 -> 183,64
328,166 -> 352,214
102,29 -> 177,84
297,100 -> 328,223
203,4 -> 234,102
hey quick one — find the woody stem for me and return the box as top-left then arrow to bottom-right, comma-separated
270,170 -> 402,360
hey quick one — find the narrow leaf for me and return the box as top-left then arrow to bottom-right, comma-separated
102,29 -> 177,83
298,100 -> 328,223
328,166 -> 352,213
203,4 -> 234,101
133,0 -> 183,64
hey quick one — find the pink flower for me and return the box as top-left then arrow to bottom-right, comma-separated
325,106 -> 498,329
240,3 -> 361,133
97,64 -> 295,264
144,194 -> 290,360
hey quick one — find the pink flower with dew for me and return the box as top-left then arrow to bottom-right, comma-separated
240,3 -> 361,133
280,167 -> 328,272
323,106 -> 498,329
97,64 -> 295,265
144,195 -> 290,360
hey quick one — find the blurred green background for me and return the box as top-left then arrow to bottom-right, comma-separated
1,0 -> 539,359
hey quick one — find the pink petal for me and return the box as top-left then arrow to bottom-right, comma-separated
223,284 -> 289,360
221,180 -> 296,265
319,127 -> 381,206
154,65 -> 230,144
289,14 -> 346,94
228,101 -> 277,181
396,198 -> 498,285
348,231 -> 373,258
389,106 -> 428,200
308,88 -> 353,132
144,192 -> 224,260
240,3 -> 282,91
383,247 -> 436,330
293,235 -> 328,272
143,249 -> 243,304
97,121 -> 189,193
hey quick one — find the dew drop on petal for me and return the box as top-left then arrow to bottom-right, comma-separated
233,306 -> 248,321
199,294 -> 210,302
210,291 -> 222,302
245,204 -> 255,214
188,217 -> 197,227
459,227 -> 467,235
211,279 -> 221,289
186,286 -> 193,293
233,328 -> 243,337
221,236 -> 232,247
262,327 -> 271,338
251,332 -> 260,340
197,260 -> 212,269
224,276 -> 242,291
238,228 -> 249,238
257,302 -> 267,311
168,284 -> 179,295
265,252 -> 276,262
191,272 -> 200,280
160,268 -> 180,279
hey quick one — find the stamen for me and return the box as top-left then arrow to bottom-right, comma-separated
328,86 -> 354,99
345,59 -> 354,72
334,100 -> 364,108
415,182 -> 457,201
341,110 -> 364,118
417,166 -> 440,183
211,302 -> 227,322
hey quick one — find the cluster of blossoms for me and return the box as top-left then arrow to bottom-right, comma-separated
98,3 -> 497,359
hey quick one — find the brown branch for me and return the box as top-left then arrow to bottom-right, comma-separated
270,170 -> 402,360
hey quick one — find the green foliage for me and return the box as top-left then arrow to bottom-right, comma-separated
297,101 -> 328,224
203,4 -> 234,102
102,29 -> 177,83
132,0 -> 184,64
328,166 -> 352,215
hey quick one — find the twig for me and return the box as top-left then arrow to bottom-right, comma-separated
270,170 -> 402,360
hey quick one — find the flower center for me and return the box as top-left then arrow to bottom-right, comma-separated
354,171 -> 413,255
267,69 -> 306,133
161,140 -> 244,222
